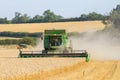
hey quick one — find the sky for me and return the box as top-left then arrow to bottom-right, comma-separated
0,0 -> 120,19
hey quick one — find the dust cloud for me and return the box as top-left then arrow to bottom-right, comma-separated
69,32 -> 120,60
35,30 -> 120,60
34,39 -> 44,51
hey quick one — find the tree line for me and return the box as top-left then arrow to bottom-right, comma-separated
0,37 -> 37,45
0,9 -> 107,24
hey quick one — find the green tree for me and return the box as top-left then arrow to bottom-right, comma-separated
32,15 -> 43,22
11,12 -> 21,23
12,12 -> 30,23
0,17 -> 10,24
79,12 -> 105,21
43,9 -> 62,22
87,12 -> 104,20
19,14 -> 30,23
80,14 -> 87,20
109,5 -> 120,29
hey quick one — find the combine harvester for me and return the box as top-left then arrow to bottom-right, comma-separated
18,29 -> 90,62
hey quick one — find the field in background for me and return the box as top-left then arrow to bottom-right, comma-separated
0,21 -> 105,33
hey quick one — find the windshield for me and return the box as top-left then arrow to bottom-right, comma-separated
50,36 -> 62,46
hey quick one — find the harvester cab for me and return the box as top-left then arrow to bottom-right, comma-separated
42,29 -> 67,54
18,29 -> 90,62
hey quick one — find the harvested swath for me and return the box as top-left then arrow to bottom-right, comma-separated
1,60 -> 120,80
0,58 -> 83,80
0,48 -> 84,80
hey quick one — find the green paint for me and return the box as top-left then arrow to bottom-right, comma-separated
86,54 -> 90,62
44,29 -> 67,50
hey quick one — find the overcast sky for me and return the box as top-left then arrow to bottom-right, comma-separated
0,0 -> 119,19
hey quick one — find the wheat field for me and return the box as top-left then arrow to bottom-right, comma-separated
1,21 -> 120,80
0,58 -> 83,80
0,57 -> 119,80
0,21 -> 105,33
0,37 -> 22,40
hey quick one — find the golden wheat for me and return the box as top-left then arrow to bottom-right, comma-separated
0,37 -> 22,40
0,21 -> 105,33
0,21 -> 108,80
0,58 -> 82,80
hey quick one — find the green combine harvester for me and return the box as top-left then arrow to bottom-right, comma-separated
18,29 -> 90,62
